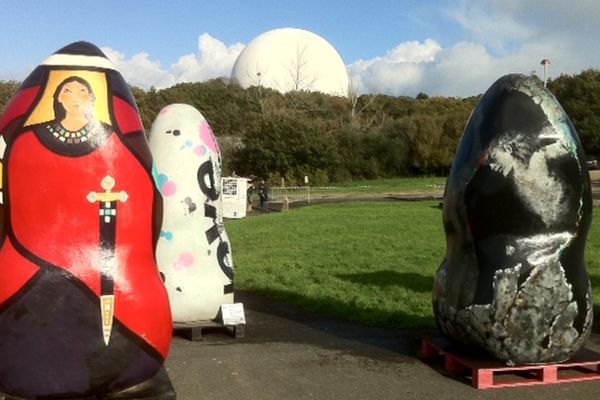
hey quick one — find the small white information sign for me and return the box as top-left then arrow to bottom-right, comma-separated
221,303 -> 246,325
222,177 -> 248,219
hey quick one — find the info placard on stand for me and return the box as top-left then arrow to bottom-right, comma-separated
221,303 -> 246,325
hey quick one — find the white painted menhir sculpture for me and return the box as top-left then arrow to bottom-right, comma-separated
149,104 -> 234,323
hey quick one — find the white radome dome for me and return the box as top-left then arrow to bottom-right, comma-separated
231,28 -> 349,97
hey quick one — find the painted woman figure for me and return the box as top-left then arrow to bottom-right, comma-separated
0,42 -> 172,398
47,76 -> 107,144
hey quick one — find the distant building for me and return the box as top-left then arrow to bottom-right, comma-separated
231,28 -> 349,97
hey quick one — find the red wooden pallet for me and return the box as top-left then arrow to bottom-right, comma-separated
422,337 -> 600,389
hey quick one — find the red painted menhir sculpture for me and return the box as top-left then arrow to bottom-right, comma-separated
0,42 -> 174,398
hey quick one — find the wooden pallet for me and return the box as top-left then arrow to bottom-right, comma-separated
422,337 -> 600,389
174,320 -> 245,341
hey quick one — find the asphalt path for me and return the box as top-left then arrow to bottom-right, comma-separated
171,181 -> 600,399
165,290 -> 600,400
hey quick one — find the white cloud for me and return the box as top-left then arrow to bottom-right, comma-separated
170,33 -> 245,83
424,42 -> 496,96
90,1 -> 600,98
349,1 -> 600,97
349,39 -> 501,97
348,40 -> 442,96
102,48 -> 175,88
446,1 -> 534,54
102,33 -> 244,89
347,37 -> 583,98
384,39 -> 442,64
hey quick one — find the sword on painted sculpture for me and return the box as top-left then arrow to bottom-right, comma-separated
86,175 -> 129,345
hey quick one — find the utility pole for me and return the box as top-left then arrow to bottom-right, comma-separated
540,59 -> 550,87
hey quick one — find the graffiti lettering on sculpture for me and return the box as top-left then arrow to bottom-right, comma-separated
198,159 -> 234,293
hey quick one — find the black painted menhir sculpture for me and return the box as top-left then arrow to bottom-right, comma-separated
433,74 -> 593,365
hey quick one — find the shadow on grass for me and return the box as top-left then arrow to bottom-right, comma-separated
335,270 -> 434,293
237,274 -> 600,358
236,288 -> 437,358
589,273 -> 600,289
589,274 -> 600,333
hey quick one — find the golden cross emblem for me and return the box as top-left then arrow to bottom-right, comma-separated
87,175 -> 129,221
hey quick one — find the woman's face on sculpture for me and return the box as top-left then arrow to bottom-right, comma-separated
57,80 -> 93,117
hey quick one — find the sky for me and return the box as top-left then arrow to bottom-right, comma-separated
1,0 -> 599,97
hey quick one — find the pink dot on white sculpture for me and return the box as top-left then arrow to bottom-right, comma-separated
173,253 -> 194,270
199,122 -> 219,154
162,181 -> 177,196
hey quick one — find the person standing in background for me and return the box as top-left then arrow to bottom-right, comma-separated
258,179 -> 269,211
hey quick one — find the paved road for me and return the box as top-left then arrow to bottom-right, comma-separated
211,186 -> 600,400
165,291 -> 600,400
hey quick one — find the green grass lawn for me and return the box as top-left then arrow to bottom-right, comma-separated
227,201 -> 445,329
226,201 -> 600,330
309,177 -> 446,195
313,176 -> 446,193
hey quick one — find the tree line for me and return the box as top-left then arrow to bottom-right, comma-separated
0,70 -> 599,185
